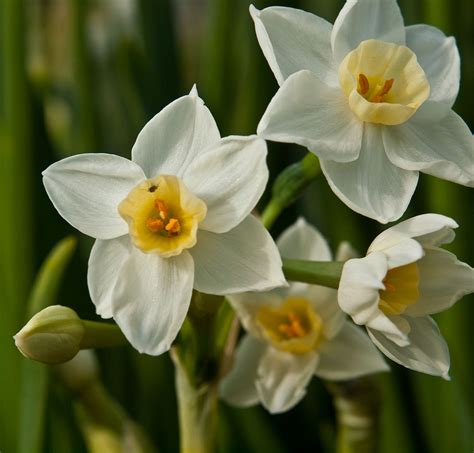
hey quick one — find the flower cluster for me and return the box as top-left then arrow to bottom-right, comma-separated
40,0 -> 473,417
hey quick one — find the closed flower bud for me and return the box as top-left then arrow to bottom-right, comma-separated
14,305 -> 85,364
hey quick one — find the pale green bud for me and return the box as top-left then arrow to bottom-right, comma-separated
14,305 -> 85,364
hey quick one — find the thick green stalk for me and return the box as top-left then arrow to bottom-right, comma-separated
283,259 -> 344,289
327,378 -> 381,453
0,0 -> 32,450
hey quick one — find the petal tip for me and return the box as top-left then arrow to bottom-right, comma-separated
249,4 -> 260,18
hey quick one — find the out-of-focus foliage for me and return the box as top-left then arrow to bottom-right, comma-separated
0,0 -> 472,452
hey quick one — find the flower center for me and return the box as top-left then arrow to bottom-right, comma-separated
339,39 -> 430,125
256,297 -> 323,354
118,175 -> 207,258
379,263 -> 420,316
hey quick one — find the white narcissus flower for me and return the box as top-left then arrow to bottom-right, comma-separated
220,218 -> 388,414
338,214 -> 474,378
42,87 -> 286,356
251,0 -> 474,223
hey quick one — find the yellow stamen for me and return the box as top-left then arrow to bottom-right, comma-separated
146,218 -> 164,233
165,218 -> 181,235
358,73 -> 370,95
372,78 -> 394,103
155,199 -> 169,220
278,311 -> 307,339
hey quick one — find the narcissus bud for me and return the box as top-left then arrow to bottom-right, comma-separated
14,305 -> 85,364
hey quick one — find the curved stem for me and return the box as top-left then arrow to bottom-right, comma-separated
282,259 -> 344,289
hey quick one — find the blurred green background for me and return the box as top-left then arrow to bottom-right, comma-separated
1,0 -> 472,452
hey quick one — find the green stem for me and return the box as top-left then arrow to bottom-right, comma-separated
172,349 -> 218,453
261,152 -> 321,229
282,259 -> 344,289
80,321 -> 127,349
326,378 -> 381,453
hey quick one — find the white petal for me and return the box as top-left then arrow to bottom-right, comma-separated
338,253 -> 387,325
405,247 -> 474,317
220,335 -> 267,408
379,238 -> 424,269
191,215 -> 286,295
305,285 -> 345,340
250,5 -> 337,86
112,249 -> 194,355
183,136 -> 268,233
43,153 -> 145,239
256,348 -> 318,414
368,316 -> 450,377
368,213 -> 458,252
87,236 -> 131,319
405,24 -> 460,106
321,124 -> 418,223
316,321 -> 389,380
277,217 -> 332,261
227,291 -> 284,339
335,241 -> 359,261
331,0 -> 405,64
131,93 -> 220,178
258,70 -> 363,163
384,103 -> 474,187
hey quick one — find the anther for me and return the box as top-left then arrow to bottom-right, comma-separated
146,218 -> 164,233
372,78 -> 394,103
358,74 -> 370,95
154,199 -> 169,220
165,218 -> 181,235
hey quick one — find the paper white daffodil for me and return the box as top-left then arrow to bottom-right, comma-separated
221,218 -> 388,414
338,214 -> 474,378
252,0 -> 474,223
42,87 -> 286,356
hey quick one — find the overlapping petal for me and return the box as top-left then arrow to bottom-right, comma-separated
368,214 -> 458,252
321,124 -> 418,223
183,136 -> 268,233
87,236 -> 131,319
220,335 -> 267,407
131,91 -> 220,178
43,153 -> 145,239
277,217 -> 332,261
316,322 -> 389,380
256,348 -> 318,413
331,0 -> 405,64
250,5 -> 337,86
405,24 -> 460,106
191,215 -> 286,295
112,248 -> 194,355
405,248 -> 474,317
384,102 -> 474,187
258,70 -> 363,163
368,316 -> 450,378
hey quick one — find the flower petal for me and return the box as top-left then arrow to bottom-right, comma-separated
43,153 -> 145,239
257,70 -> 363,163
220,335 -> 267,408
378,238 -> 424,269
405,24 -> 460,106
183,136 -> 268,233
227,292 -> 283,339
316,321 -> 389,380
191,215 -> 286,295
87,236 -> 131,319
112,249 -> 194,355
331,0 -> 405,64
383,102 -> 474,187
321,124 -> 419,223
249,5 -> 337,86
368,214 -> 458,252
338,253 -> 387,325
256,348 -> 318,413
405,248 -> 474,317
368,316 -> 450,378
131,91 -> 220,178
277,217 -> 332,261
